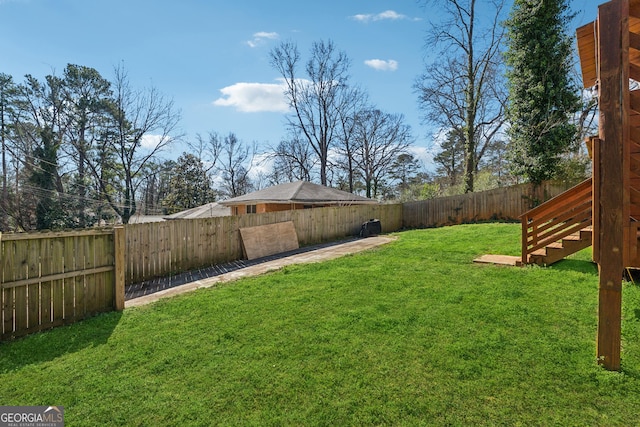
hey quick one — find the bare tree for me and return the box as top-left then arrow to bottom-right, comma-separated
335,86 -> 369,193
352,109 -> 413,199
270,39 -> 353,185
267,135 -> 315,183
90,65 -> 181,224
187,131 -> 222,174
217,132 -> 254,198
415,0 -> 507,193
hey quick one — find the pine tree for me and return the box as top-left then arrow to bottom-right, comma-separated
505,0 -> 580,184
434,129 -> 465,188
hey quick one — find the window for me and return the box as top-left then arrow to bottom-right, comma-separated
246,205 -> 257,214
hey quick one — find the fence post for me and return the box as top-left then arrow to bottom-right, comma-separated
114,226 -> 125,311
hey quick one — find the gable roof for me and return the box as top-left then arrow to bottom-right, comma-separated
218,181 -> 377,206
164,202 -> 230,220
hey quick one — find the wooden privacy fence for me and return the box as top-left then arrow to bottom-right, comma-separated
402,181 -> 572,229
1,180 -> 573,341
125,203 -> 403,285
1,228 -> 125,341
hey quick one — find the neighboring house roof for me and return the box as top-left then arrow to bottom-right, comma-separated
218,181 -> 378,206
164,202 -> 230,220
128,215 -> 166,224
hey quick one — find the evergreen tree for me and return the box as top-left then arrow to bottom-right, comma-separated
30,126 -> 65,229
389,153 -> 421,196
504,0 -> 580,184
434,128 -> 465,188
162,153 -> 215,214
0,73 -> 17,231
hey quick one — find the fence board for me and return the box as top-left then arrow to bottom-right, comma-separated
26,242 -> 38,330
51,237 -> 64,327
40,238 -> 53,327
14,240 -> 28,336
85,234 -> 98,315
2,237 -> 14,338
2,287 -> 12,340
93,235 -> 104,314
402,181 -> 571,229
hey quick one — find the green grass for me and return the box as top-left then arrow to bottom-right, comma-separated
3,223 -> 640,425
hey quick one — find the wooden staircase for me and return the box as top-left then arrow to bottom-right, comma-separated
520,178 -> 593,266
527,227 -> 592,266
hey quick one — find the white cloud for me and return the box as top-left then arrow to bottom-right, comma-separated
140,134 -> 165,150
351,10 -> 417,23
213,80 -> 289,113
408,145 -> 434,171
248,152 -> 274,183
246,31 -> 279,48
364,59 -> 398,71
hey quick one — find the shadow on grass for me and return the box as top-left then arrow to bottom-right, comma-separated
0,310 -> 122,374
549,259 -> 598,275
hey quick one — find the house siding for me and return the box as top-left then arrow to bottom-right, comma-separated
230,202 -> 334,216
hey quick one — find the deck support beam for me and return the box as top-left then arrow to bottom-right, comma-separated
596,0 -> 628,371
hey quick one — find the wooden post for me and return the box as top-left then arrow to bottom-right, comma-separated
521,215 -> 528,266
114,226 -> 125,311
596,0 -> 627,371
591,137 -> 601,264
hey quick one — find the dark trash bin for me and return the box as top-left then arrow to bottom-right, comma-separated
359,219 -> 381,238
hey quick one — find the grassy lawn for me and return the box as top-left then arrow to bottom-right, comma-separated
2,223 -> 640,425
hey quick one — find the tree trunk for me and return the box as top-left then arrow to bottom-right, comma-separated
1,101 -> 7,230
463,0 -> 477,194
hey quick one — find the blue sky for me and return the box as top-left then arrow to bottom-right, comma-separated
0,0 -> 604,170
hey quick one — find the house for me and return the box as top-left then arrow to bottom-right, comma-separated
127,202 -> 230,223
218,181 -> 377,216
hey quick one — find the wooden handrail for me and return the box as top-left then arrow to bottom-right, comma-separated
521,178 -> 592,265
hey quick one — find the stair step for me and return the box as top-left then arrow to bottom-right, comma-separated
546,242 -> 564,249
525,227 -> 593,266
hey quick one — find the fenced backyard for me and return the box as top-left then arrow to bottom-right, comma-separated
0,181 -> 571,340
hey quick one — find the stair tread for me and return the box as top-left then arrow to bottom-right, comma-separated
563,234 -> 582,241
546,242 -> 564,249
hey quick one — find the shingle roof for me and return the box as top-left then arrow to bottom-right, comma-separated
218,181 -> 377,206
164,202 -> 230,219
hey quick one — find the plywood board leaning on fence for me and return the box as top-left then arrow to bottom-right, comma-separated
239,221 -> 299,260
